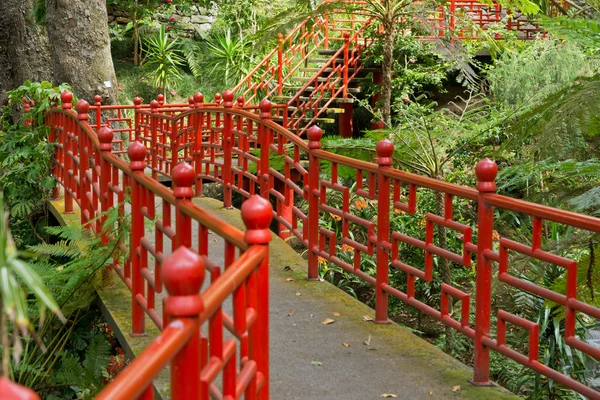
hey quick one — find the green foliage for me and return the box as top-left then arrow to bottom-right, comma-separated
0,81 -> 70,247
143,25 -> 186,97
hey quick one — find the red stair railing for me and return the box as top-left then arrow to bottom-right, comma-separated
134,93 -> 600,398
46,90 -> 273,399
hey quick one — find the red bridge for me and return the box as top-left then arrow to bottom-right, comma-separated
19,88 -> 599,399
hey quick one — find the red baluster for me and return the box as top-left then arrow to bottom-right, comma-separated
128,141 -> 148,336
193,93 -> 204,197
375,140 -> 393,323
241,195 -> 273,400
62,91 -> 74,214
172,162 -> 194,248
222,90 -> 234,208
258,99 -> 272,200
277,33 -> 284,96
473,158 -> 497,385
76,99 -> 92,227
94,95 -> 102,132
162,246 -> 204,400
133,97 -> 142,142
98,126 -> 114,246
307,125 -> 322,280
150,100 -> 159,179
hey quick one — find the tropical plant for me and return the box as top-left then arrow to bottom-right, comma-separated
143,25 -> 185,98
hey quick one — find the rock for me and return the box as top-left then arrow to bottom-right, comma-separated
115,17 -> 131,24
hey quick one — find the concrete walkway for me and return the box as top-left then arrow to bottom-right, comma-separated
50,196 -> 518,400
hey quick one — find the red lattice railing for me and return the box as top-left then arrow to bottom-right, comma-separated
45,91 -> 273,400
124,91 -> 600,398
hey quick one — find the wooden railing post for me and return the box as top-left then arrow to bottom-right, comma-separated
324,12 -> 329,50
97,126 -> 114,246
128,141 -> 148,336
241,195 -> 273,400
473,158 -> 498,385
193,92 -> 204,197
343,32 -> 350,98
94,95 -> 102,131
61,91 -> 74,214
162,246 -> 204,400
48,98 -> 61,200
258,99 -> 272,201
307,125 -> 322,280
375,140 -> 393,323
277,33 -> 284,96
133,97 -> 142,141
76,99 -> 92,228
222,90 -> 234,208
150,100 -> 159,180
172,162 -> 194,248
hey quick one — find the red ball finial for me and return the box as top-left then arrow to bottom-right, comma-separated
214,93 -> 221,103
0,377 -> 41,400
237,96 -> 244,107
259,98 -> 272,120
475,158 -> 498,192
150,100 -> 159,112
162,246 -> 205,297
172,162 -> 195,198
344,32 -> 350,42
241,195 -> 273,245
307,125 -> 323,149
278,32 -> 284,42
94,95 -> 102,105
127,141 -> 147,171
97,126 -> 114,151
222,90 -> 234,108
61,91 -> 73,109
76,99 -> 89,120
193,92 -> 204,108
188,97 -> 194,108
376,139 -> 394,166
157,93 -> 165,106
133,97 -> 142,108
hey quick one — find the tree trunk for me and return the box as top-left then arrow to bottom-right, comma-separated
381,13 -> 395,126
45,0 -> 117,104
0,0 -> 53,104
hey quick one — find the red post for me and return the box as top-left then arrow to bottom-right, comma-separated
277,33 -> 284,96
324,12 -> 329,50
258,99 -> 272,200
172,162 -> 194,248
222,90 -> 234,208
61,91 -> 74,214
307,126 -> 322,280
94,95 -> 102,132
134,97 -> 142,141
162,246 -> 204,400
342,32 -> 350,98
375,140 -> 393,323
150,100 -> 159,180
473,158 -> 498,385
339,103 -> 353,138
193,92 -> 204,197
241,195 -> 273,400
0,378 -> 40,399
128,141 -> 148,336
97,126 -> 114,246
194,92 -> 204,108
76,99 -> 92,227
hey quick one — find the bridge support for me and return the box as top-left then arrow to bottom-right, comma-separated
339,103 -> 353,138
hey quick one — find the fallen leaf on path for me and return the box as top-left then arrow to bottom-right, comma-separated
322,318 -> 335,325
342,342 -> 350,347
286,278 -> 294,282
362,315 -> 374,322
310,361 -> 322,367
295,292 -> 301,296
452,385 -> 461,392
288,309 -> 294,316
364,335 -> 371,346
429,391 -> 433,396
332,312 -> 341,317
380,394 -> 397,398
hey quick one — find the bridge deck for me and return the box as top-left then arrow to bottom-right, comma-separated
50,195 -> 518,400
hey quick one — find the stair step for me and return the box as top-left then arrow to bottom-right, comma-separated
272,116 -> 336,124
300,67 -> 380,73
287,106 -> 346,114
273,96 -> 355,104
309,58 -> 345,63
295,76 -> 370,83
285,86 -> 362,95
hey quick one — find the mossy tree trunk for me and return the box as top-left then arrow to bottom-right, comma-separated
45,0 -> 117,104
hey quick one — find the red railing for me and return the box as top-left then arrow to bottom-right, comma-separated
45,91 -> 273,399
124,90 -> 600,398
